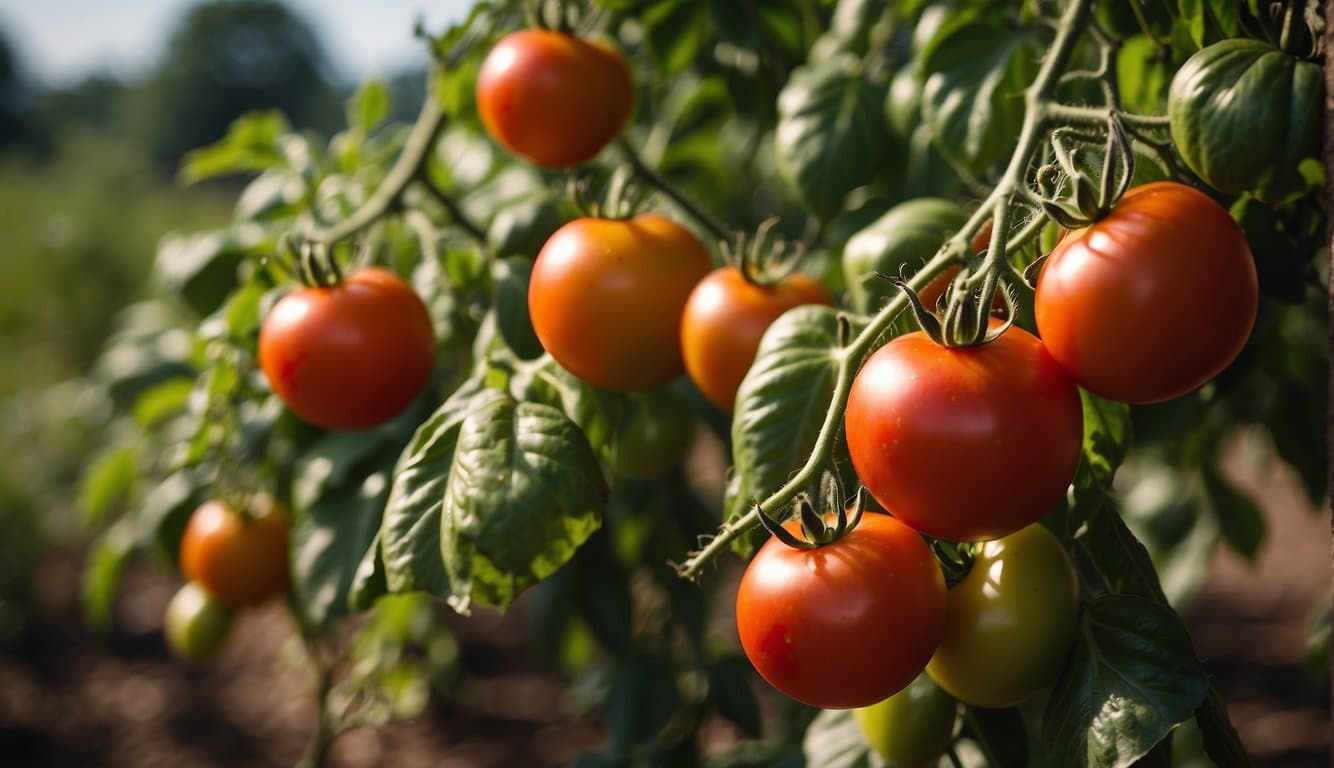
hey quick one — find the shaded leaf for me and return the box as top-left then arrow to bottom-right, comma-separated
440,393 -> 606,613
1043,595 -> 1209,768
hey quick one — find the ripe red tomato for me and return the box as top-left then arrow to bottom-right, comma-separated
529,215 -> 711,392
1034,181 -> 1258,404
926,523 -> 1080,708
164,581 -> 235,662
180,499 -> 289,610
735,512 -> 947,709
680,267 -> 832,412
259,267 -> 435,431
476,29 -> 634,168
844,325 -> 1082,542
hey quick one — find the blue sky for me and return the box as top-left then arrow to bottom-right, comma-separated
0,0 -> 475,86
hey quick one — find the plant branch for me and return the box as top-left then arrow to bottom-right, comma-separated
678,0 -> 1094,578
1045,103 -> 1170,131
616,137 -> 732,243
309,93 -> 448,245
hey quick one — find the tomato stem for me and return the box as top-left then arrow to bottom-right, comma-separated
615,137 -> 732,244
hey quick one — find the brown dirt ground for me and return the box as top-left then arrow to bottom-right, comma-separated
0,445 -> 1327,768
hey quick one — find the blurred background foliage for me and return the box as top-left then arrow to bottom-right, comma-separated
0,0 -> 427,644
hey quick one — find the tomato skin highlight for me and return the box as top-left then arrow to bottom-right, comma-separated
1035,181 -> 1258,404
179,499 -> 290,610
844,325 -> 1082,542
529,215 -> 712,392
926,524 -> 1080,709
680,267 -> 832,412
735,513 -> 947,710
259,267 -> 435,431
164,581 -> 236,662
476,29 -> 634,168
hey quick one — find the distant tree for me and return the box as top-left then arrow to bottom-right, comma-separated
0,27 -> 26,147
138,0 -> 339,168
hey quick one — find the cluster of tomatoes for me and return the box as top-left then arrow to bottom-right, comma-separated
165,497 -> 290,661
241,24 -> 1261,763
736,179 -> 1258,763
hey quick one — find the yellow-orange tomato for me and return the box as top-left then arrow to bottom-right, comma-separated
680,267 -> 832,412
529,215 -> 712,392
180,499 -> 289,610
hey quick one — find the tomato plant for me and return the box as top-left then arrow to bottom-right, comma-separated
164,581 -> 236,662
735,512 -> 946,710
853,673 -> 957,768
179,499 -> 290,609
529,214 -> 711,392
926,524 -> 1080,709
258,266 -> 436,431
680,266 -> 832,412
844,325 -> 1082,542
75,0 -> 1328,765
476,29 -> 633,168
1035,181 -> 1259,404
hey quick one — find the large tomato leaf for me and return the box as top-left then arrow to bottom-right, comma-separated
291,420 -> 417,626
919,19 -> 1041,175
380,376 -> 487,597
1042,594 -> 1209,768
1077,392 -> 1132,496
292,459 -> 393,627
440,393 -> 607,613
775,53 -> 891,219
725,306 -> 856,552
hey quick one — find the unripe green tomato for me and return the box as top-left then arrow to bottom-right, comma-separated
926,524 -> 1079,708
842,198 -> 968,313
854,672 -> 958,768
165,581 -> 236,662
1168,39 -> 1321,203
613,386 -> 696,479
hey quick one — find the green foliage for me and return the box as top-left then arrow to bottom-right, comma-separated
60,0 -> 1329,765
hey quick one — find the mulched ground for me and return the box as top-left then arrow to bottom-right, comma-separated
0,446 -> 1327,768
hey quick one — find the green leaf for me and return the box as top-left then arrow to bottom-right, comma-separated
441,393 -> 606,613
1194,689 -> 1251,768
1077,501 -> 1171,604
1200,465 -> 1265,561
1043,595 -> 1209,768
154,225 -> 268,316
708,655 -> 762,738
81,519 -> 138,632
381,376 -> 487,597
776,53 -> 891,219
292,463 -> 392,626
138,471 -> 204,566
179,110 -> 291,184
643,0 -> 710,74
78,444 -> 139,524
801,709 -> 884,768
1116,36 -> 1171,115
491,258 -> 543,359
726,306 -> 852,542
920,20 -> 1042,174
131,377 -> 194,428
347,79 -> 391,137
1079,392 -> 1132,493
235,169 -> 307,222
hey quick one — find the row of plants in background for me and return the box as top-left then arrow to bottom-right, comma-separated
76,0 -> 1327,766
